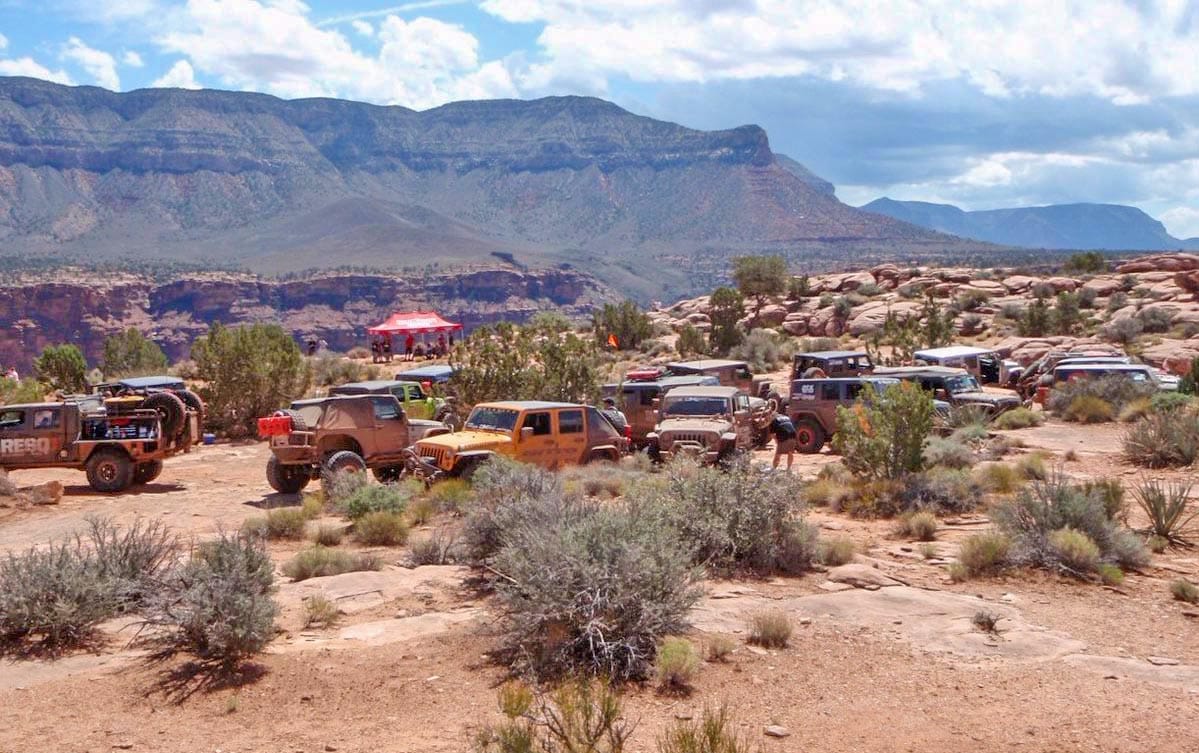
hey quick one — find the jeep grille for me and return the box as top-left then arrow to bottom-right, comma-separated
663,432 -> 714,446
417,443 -> 451,469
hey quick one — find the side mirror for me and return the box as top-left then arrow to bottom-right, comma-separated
520,426 -> 534,441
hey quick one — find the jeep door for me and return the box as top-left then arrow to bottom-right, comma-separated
0,407 -> 65,467
515,410 -> 557,468
368,396 -> 408,459
733,393 -> 753,447
556,408 -> 588,465
393,384 -> 432,420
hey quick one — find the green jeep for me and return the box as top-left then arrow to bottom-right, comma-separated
328,380 -> 450,422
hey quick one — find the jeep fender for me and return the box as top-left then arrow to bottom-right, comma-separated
318,435 -> 363,457
720,432 -> 737,444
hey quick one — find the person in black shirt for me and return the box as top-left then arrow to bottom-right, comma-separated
771,413 -> 797,470
599,397 -> 628,434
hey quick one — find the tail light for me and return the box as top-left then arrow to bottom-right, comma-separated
624,425 -> 632,440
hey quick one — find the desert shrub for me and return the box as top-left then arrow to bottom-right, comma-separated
705,636 -> 736,663
972,609 -> 1000,633
346,345 -> 370,360
594,300 -> 653,351
324,468 -> 369,504
657,637 -> 700,693
340,483 -> 411,520
281,546 -> 382,581
1048,528 -> 1101,573
956,289 -> 990,312
300,494 -> 324,519
142,533 -> 277,666
885,468 -> 983,517
428,478 -> 473,512
832,295 -> 854,320
944,404 -> 991,432
102,328 -> 169,379
1132,478 -> 1197,547
409,528 -> 458,566
1097,563 -> 1124,585
191,322 -> 310,436
991,473 -> 1148,571
954,532 -> 1011,577
746,610 -> 792,648
1015,452 -> 1049,480
84,517 -> 179,606
998,302 -> 1024,320
918,542 -> 939,559
1123,411 -> 1199,467
643,462 -> 817,575
353,511 -> 410,546
561,463 -> 632,500
1062,395 -> 1114,423
462,458 -> 570,562
803,477 -> 852,509
0,540 -> 119,649
303,594 -> 339,628
834,382 -> 934,481
33,343 -> 88,393
1170,579 -> 1199,604
818,536 -> 855,565
1102,316 -> 1143,344
729,328 -> 784,372
1048,376 -> 1155,419
1118,396 -> 1152,423
242,507 -> 307,540
675,323 -> 707,358
897,511 -> 938,541
1150,391 -> 1194,414
475,679 -> 630,753
310,523 -> 344,546
309,354 -> 379,387
1136,306 -> 1175,333
924,436 -> 976,469
992,407 -> 1044,430
657,705 -> 755,753
492,498 -> 702,681
407,497 -> 435,526
974,463 -> 1022,494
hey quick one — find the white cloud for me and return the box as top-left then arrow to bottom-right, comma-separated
0,56 -> 74,84
480,0 -> 1199,104
152,59 -> 202,88
123,50 -> 145,67
0,33 -> 8,50
156,0 -> 517,108
62,37 -> 120,89
351,20 -> 374,37
316,0 -> 467,27
1161,206 -> 1199,240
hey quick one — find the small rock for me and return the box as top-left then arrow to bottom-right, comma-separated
1104,674 -> 1119,680
674,709 -> 694,720
1000,593 -> 1017,603
325,746 -> 338,752
798,617 -> 811,625
1147,656 -> 1180,666
425,675 -> 441,682
113,745 -> 133,750
764,725 -> 791,738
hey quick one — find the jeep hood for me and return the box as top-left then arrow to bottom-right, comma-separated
416,430 -> 512,452
955,391 -> 1019,406
657,418 -> 733,433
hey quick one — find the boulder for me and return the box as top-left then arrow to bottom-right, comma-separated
1002,275 -> 1038,293
1176,270 -> 1199,300
826,563 -> 905,590
781,312 -> 809,336
936,269 -> 974,284
870,264 -> 901,283
837,271 -> 877,292
1116,253 -> 1199,274
1044,276 -> 1079,293
1140,339 -> 1199,375
1082,278 -> 1122,297
755,303 -> 789,328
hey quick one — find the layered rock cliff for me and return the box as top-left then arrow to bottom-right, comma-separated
0,267 -> 610,371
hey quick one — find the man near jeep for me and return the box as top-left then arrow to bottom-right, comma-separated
599,396 -> 628,434
770,412 -> 797,470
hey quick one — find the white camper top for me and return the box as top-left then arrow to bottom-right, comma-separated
914,345 -> 997,361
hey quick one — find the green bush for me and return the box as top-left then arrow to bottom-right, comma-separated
1062,395 -> 1114,424
954,532 -> 1011,577
593,300 -> 653,351
1170,579 -> 1199,604
992,407 -> 1044,430
924,436 -> 976,469
818,536 -> 855,565
310,523 -> 344,546
834,382 -> 935,481
340,483 -> 412,520
353,511 -> 410,546
733,255 -> 787,318
656,637 -> 700,693
729,328 -> 784,372
897,511 -> 938,541
1150,391 -> 1194,414
427,478 -> 473,512
142,533 -> 277,667
493,498 -> 702,681
708,287 -> 745,355
1048,528 -> 1101,573
0,377 -> 45,404
657,705 -> 755,753
675,323 -> 707,358
1123,411 -> 1199,467
101,328 -> 169,379
33,343 -> 88,393
974,463 -> 1022,494
281,546 -> 382,582
241,507 -> 308,540
190,322 -> 310,436
1048,376 -> 1156,419
450,321 -> 602,407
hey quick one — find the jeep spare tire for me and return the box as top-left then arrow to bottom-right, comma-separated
267,455 -> 310,494
86,448 -> 134,493
322,450 -> 366,484
280,409 -> 308,433
794,418 -> 826,454
175,389 -> 205,418
144,391 -> 186,439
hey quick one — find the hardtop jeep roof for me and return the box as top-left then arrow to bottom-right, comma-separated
796,350 -> 870,360
664,385 -> 742,398
605,375 -> 719,392
667,359 -> 750,371
793,376 -> 899,387
98,375 -> 186,390
331,380 -> 416,392
873,365 -> 972,379
480,400 -> 583,410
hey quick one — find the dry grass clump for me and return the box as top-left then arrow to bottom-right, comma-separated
353,511 -> 410,546
657,705 -> 756,753
746,609 -> 793,649
1123,412 -> 1199,468
241,507 -> 308,540
974,462 -> 1022,494
281,546 -> 382,582
992,407 -> 1044,430
1132,478 -> 1197,547
656,637 -> 700,693
705,635 -> 736,662
302,594 -> 339,628
300,494 -> 324,520
896,511 -> 938,541
918,542 -> 939,560
407,497 -> 435,526
818,536 -> 855,565
803,477 -> 852,509
952,532 -> 1011,579
1014,452 -> 1050,480
971,609 -> 1000,634
1047,528 -> 1101,573
427,478 -> 472,513
408,529 -> 458,566
309,522 -> 344,546
1063,396 -> 1115,424
1170,578 -> 1199,604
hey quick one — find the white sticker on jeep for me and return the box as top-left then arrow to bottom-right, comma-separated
0,437 -> 51,455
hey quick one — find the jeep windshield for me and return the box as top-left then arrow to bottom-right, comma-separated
464,406 -> 520,432
944,375 -> 983,394
661,397 -> 730,417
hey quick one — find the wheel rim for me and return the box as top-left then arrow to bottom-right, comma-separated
798,429 -> 813,446
99,461 -> 118,482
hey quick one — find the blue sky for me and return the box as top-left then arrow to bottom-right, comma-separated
2,0 -> 1198,238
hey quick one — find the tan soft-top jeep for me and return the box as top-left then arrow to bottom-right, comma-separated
406,400 -> 627,480
647,385 -> 774,465
259,394 -> 449,493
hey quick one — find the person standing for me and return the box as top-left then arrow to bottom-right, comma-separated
599,397 -> 628,434
770,412 -> 797,471
405,334 -> 415,361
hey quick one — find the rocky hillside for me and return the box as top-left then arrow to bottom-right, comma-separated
653,253 -> 1199,374
862,198 -> 1199,251
0,77 -> 992,302
0,266 -> 609,372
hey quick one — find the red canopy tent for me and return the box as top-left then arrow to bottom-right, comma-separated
368,311 -> 463,336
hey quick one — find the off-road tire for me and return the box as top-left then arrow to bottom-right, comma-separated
175,389 -> 205,417
794,418 -> 826,454
267,455 -> 310,494
322,450 -> 366,484
280,409 -> 308,432
717,447 -> 748,471
133,459 -> 164,485
372,464 -> 405,483
451,455 -> 486,480
144,391 -> 186,439
647,443 -> 662,464
86,448 -> 134,493
433,404 -> 451,422
586,448 -> 619,464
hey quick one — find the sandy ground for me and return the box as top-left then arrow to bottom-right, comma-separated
2,423 -> 1198,753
